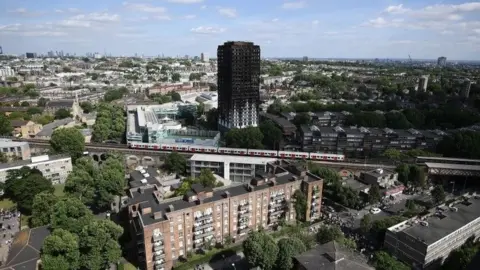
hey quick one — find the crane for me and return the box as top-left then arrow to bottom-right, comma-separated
408,54 -> 412,63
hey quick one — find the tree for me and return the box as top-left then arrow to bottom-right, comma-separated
385,111 -> 411,129
431,185 -> 446,205
20,101 -> 30,107
77,219 -> 123,270
4,167 -> 54,214
225,127 -> 264,149
64,165 -> 97,206
55,108 -> 72,119
197,169 -> 216,188
373,251 -> 410,270
316,225 -> 344,244
409,165 -> 426,189
360,214 -> 372,234
0,152 -> 8,163
396,164 -> 411,185
384,148 -> 403,161
170,91 -> 181,101
31,192 -> 59,227
292,112 -> 311,126
96,157 -> 126,208
171,73 -> 181,82
50,127 -> 85,161
0,114 -> 13,135
442,241 -> 479,270
51,197 -> 94,234
275,238 -> 306,270
41,229 -> 80,270
243,231 -> 279,270
437,131 -> 480,159
164,152 -> 187,174
293,190 -> 307,221
368,184 -> 382,204
27,107 -> 43,115
259,120 -> 283,150
80,102 -> 94,113
38,97 -> 49,107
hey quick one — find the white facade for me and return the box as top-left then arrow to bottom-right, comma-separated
0,67 -> 15,78
0,155 -> 73,185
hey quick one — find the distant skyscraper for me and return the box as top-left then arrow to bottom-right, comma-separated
303,56 -> 308,62
418,75 -> 429,92
200,52 -> 209,62
437,56 -> 447,67
25,52 -> 36,59
461,79 -> 472,98
217,41 -> 261,130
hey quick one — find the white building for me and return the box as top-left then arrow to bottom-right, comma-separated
189,154 -> 277,183
0,155 -> 73,184
0,139 -> 31,160
200,52 -> 209,62
0,67 -> 15,78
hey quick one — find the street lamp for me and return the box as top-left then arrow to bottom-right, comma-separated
231,263 -> 236,270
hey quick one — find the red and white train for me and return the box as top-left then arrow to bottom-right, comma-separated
128,142 -> 346,161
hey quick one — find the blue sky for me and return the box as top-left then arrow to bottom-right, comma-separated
1,0 -> 480,60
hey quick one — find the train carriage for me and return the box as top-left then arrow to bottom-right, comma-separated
247,149 -> 278,157
188,146 -> 218,153
218,147 -> 247,155
278,151 -> 309,159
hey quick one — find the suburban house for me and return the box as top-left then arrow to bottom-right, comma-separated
10,120 -> 43,138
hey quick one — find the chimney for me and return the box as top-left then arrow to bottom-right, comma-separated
153,211 -> 163,220
141,206 -> 151,215
168,204 -> 174,212
139,187 -> 144,194
223,191 -> 230,198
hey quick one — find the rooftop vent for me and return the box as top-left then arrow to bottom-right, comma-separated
375,168 -> 384,174
420,221 -> 429,226
140,179 -> 148,185
168,204 -> 174,212
450,207 -> 458,212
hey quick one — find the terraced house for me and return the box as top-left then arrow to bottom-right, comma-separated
126,160 -> 323,270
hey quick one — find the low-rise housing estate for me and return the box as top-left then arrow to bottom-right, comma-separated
0,154 -> 72,184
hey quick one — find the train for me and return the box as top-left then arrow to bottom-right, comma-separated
128,142 -> 346,161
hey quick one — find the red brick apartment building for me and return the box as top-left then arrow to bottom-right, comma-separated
127,160 -> 323,270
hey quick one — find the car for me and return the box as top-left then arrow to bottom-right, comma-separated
370,207 -> 381,214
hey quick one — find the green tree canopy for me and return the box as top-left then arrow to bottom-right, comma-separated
259,120 -> 283,150
368,184 -> 382,204
373,251 -> 410,270
275,238 -> 306,270
164,152 -> 187,174
243,231 -> 279,270
31,192 -> 59,227
225,127 -> 264,149
41,229 -> 80,270
50,127 -> 85,161
51,197 -> 94,234
431,185 -> 446,205
316,225 -> 344,244
293,190 -> 307,221
4,167 -> 54,214
54,108 -> 72,119
0,114 -> 13,135
437,131 -> 480,159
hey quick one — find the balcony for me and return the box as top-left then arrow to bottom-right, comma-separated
194,222 -> 213,231
238,204 -> 249,211
153,234 -> 163,242
155,266 -> 165,270
238,227 -> 250,235
195,213 -> 213,221
154,252 -> 166,260
238,210 -> 250,218
269,209 -> 284,217
154,259 -> 165,266
193,230 -> 214,240
271,193 -> 285,200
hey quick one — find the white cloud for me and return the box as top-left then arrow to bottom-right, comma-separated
217,7 -> 237,18
312,20 -> 319,25
8,8 -> 28,14
183,15 -> 197,19
190,26 -> 226,34
7,8 -> 43,16
272,18 -> 279,22
70,13 -> 120,22
281,1 -> 306,10
167,0 -> 203,3
123,2 -> 167,13
153,15 -> 171,20
384,4 -> 409,14
67,8 -> 81,13
55,9 -> 64,13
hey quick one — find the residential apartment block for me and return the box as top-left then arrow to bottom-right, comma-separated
384,195 -> 480,269
189,154 -> 277,183
0,139 -> 31,160
300,126 -> 446,155
0,155 -> 72,184
127,160 -> 323,270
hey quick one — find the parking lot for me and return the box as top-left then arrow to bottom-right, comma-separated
0,210 -> 20,265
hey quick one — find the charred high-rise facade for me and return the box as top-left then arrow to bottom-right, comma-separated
217,41 -> 260,130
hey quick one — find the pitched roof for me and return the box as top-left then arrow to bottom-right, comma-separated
2,226 -> 50,270
10,120 -> 28,127
294,241 -> 374,270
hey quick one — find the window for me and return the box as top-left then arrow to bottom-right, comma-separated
178,224 -> 182,230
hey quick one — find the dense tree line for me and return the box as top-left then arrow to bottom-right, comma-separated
91,103 -> 125,143
103,87 -> 128,102
63,155 -> 126,211
38,197 -> 123,270
223,120 -> 283,150
437,131 -> 480,159
50,128 -> 86,161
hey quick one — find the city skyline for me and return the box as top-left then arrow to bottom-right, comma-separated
0,0 -> 480,60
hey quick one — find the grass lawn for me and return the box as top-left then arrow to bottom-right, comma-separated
54,183 -> 65,197
118,262 -> 137,270
0,199 -> 15,210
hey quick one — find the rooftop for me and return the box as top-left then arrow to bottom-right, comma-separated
294,241 -> 373,270
0,139 -> 29,148
128,161 -> 322,227
2,226 -> 50,270
425,162 -> 480,171
190,154 -> 277,165
0,154 -> 70,170
35,117 -> 74,137
392,196 -> 480,246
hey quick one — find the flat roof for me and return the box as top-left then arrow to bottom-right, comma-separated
0,139 -> 28,148
190,154 -> 277,165
417,156 -> 480,163
425,162 -> 480,171
401,197 -> 480,245
0,154 -> 70,170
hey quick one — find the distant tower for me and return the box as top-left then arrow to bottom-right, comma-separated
303,56 -> 308,61
200,52 -> 209,62
217,41 -> 261,130
437,56 -> 447,67
0,46 -> 3,55
418,75 -> 429,92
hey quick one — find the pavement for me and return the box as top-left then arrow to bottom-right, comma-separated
0,211 -> 20,265
197,251 -> 246,270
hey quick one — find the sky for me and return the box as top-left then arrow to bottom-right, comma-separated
1,0 -> 480,60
